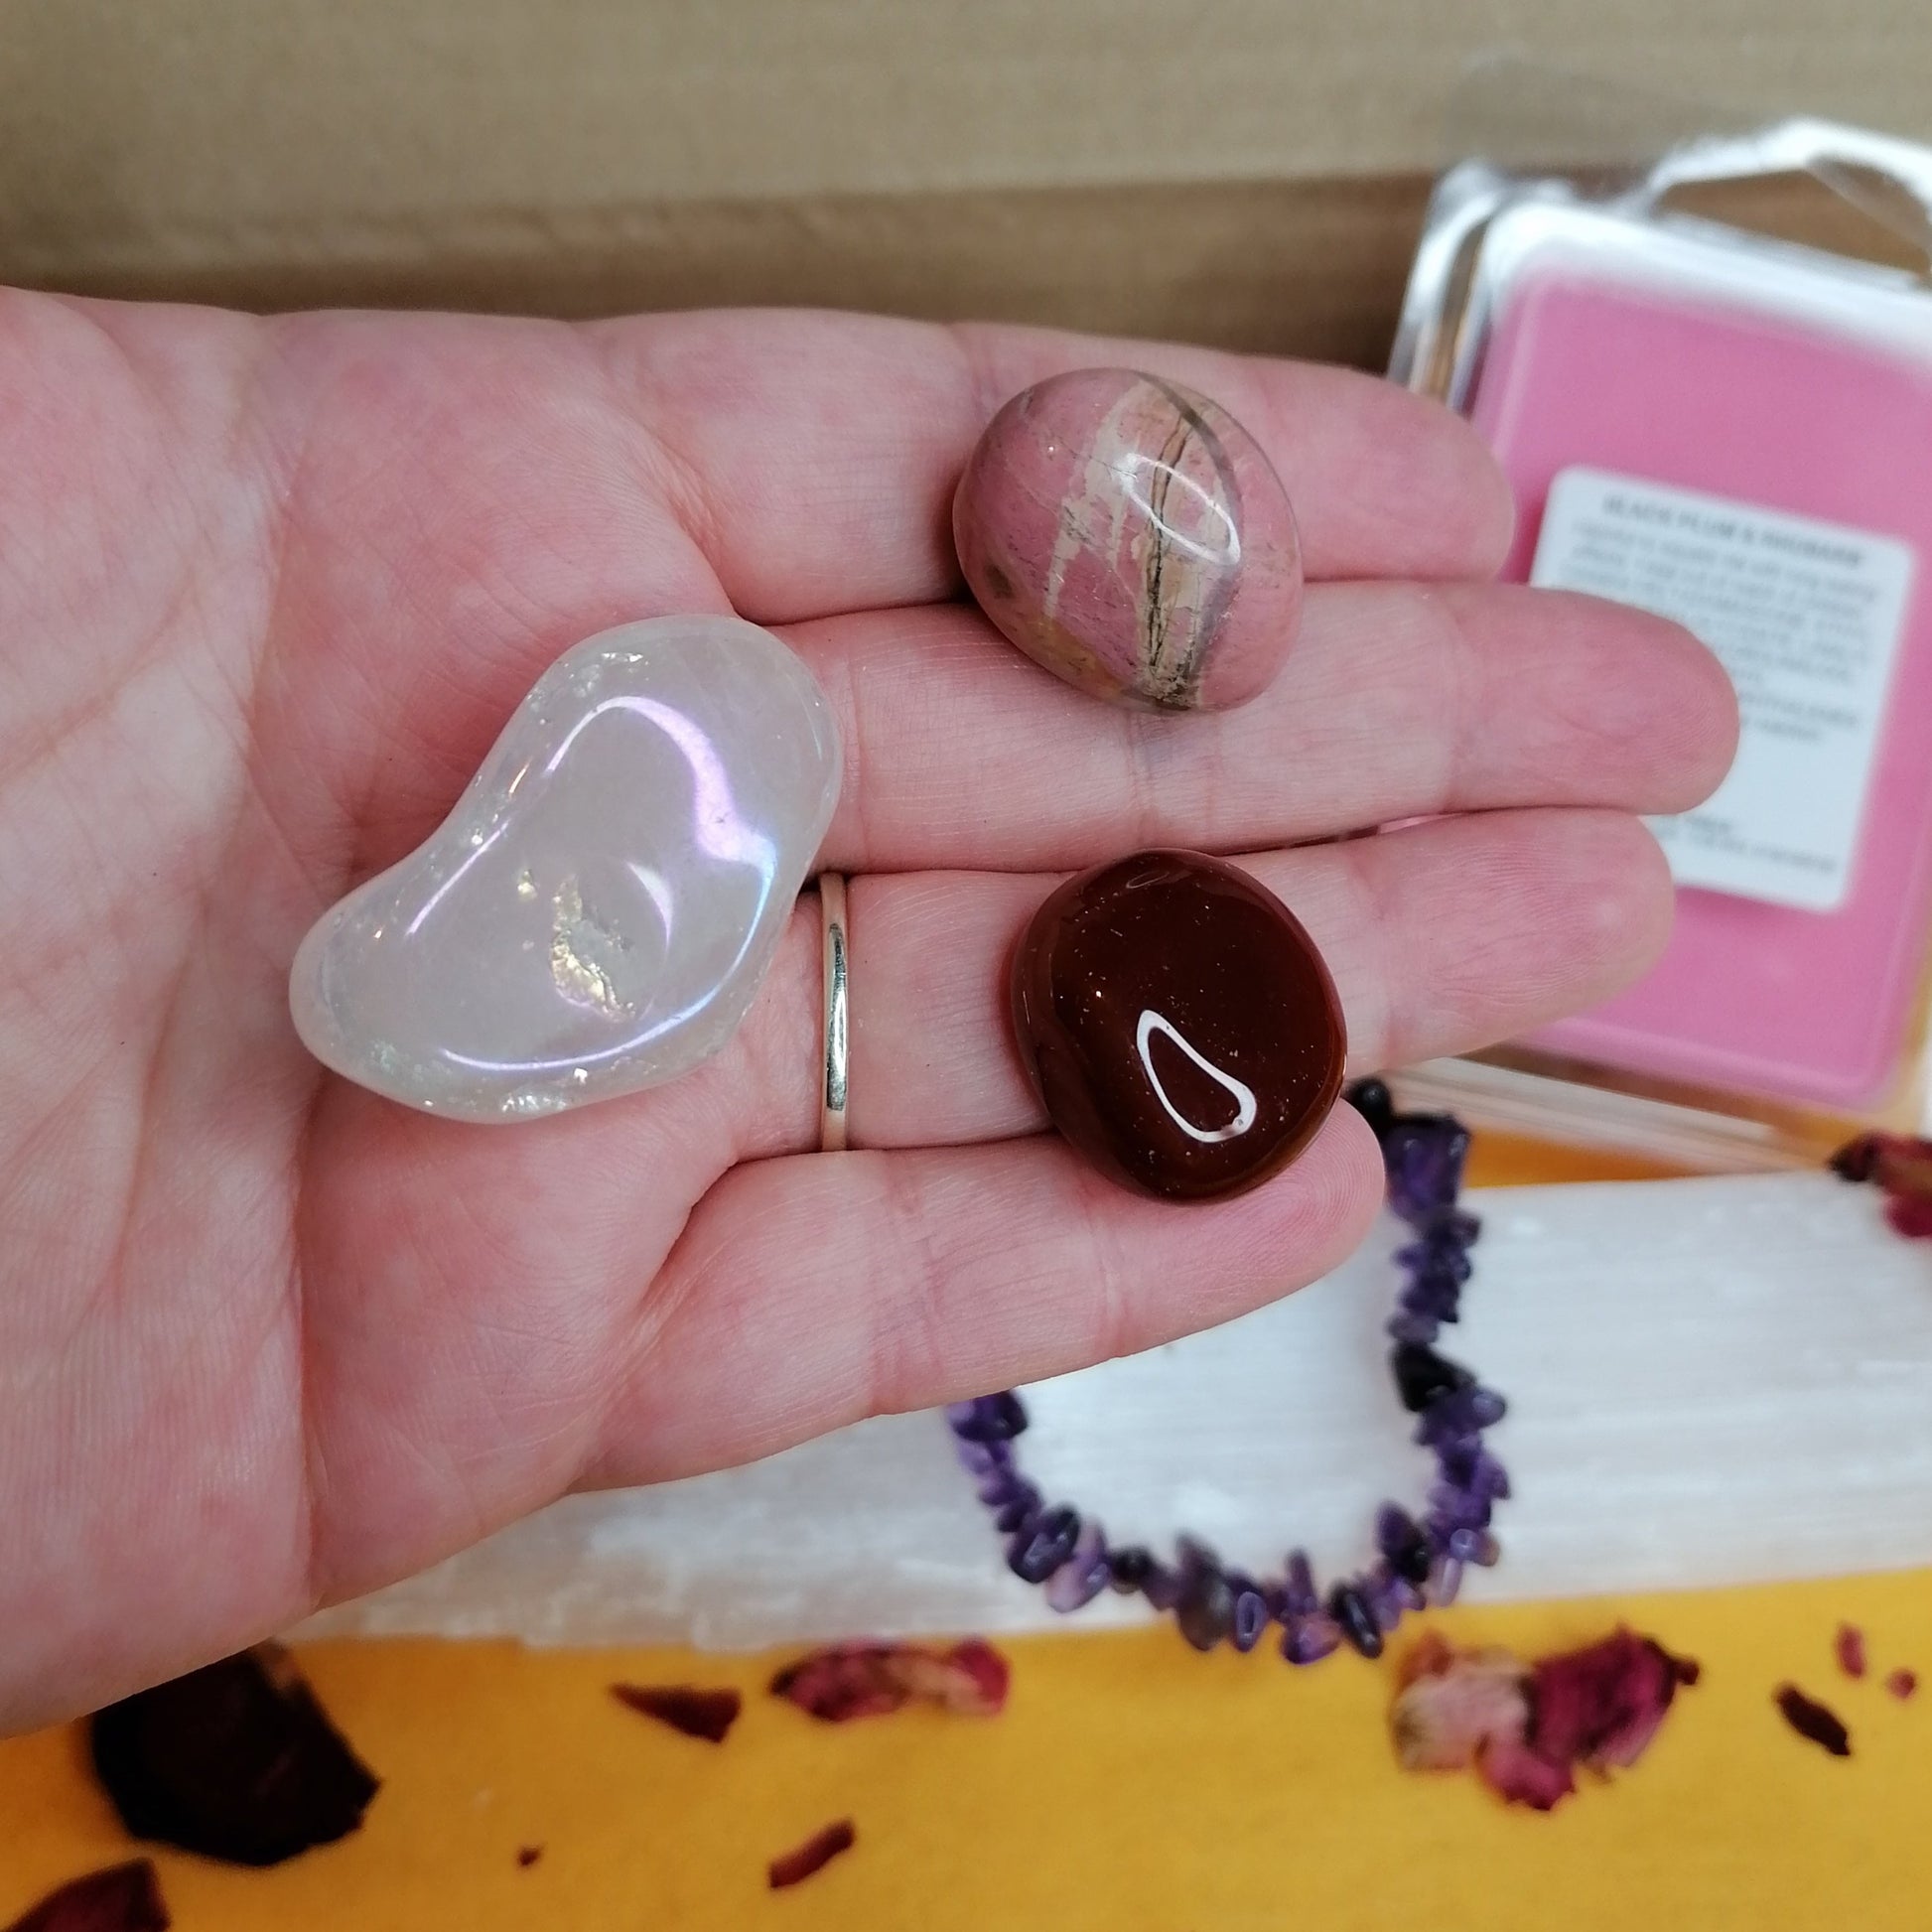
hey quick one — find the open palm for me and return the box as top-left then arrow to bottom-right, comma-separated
0,294 -> 1735,1730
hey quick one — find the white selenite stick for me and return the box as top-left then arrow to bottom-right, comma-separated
299,1173 -> 1932,1649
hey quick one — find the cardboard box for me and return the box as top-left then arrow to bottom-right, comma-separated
5,1 -> 1925,364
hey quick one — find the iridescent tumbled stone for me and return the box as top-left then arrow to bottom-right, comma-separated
289,615 -> 842,1122
1009,850 -> 1345,1201
953,368 -> 1304,712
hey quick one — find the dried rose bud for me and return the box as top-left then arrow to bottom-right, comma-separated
1530,1628 -> 1701,1772
1832,1133 -> 1932,1239
88,1645 -> 377,1867
610,1684 -> 741,1743
1389,1632 -> 1530,1772
894,1637 -> 1009,1714
1889,1193 -> 1932,1240
1872,1135 -> 1932,1206
1391,1625 -> 1698,1812
771,1639 -> 1010,1723
4,1861 -> 168,1932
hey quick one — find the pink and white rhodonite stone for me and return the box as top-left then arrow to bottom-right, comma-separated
289,615 -> 842,1122
953,367 -> 1303,712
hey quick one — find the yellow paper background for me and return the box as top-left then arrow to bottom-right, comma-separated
3,1575 -> 1930,1930
6,1137 -> 1926,1925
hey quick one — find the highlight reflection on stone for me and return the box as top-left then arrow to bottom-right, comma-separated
954,368 -> 1304,712
289,615 -> 842,1122
1010,850 -> 1345,1200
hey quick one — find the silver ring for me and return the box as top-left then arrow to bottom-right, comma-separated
818,873 -> 850,1152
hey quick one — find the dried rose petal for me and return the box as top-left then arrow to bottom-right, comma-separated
1390,1632 -> 1530,1772
4,1861 -> 168,1932
766,1820 -> 856,1890
610,1684 -> 741,1743
1887,1669 -> 1918,1702
1835,1624 -> 1867,1679
1530,1628 -> 1700,1771
770,1639 -> 1009,1723
88,1645 -> 377,1867
1776,1684 -> 1853,1756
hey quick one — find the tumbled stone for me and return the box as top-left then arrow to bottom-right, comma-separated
1329,1581 -> 1386,1659
954,367 -> 1303,712
289,614 -> 842,1122
1174,1562 -> 1237,1652
1009,850 -> 1345,1201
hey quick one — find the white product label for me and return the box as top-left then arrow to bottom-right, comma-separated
1531,468 -> 1916,913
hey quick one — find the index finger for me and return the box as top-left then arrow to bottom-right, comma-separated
587,309 -> 1515,624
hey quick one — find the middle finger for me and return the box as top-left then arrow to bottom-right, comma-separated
794,585 -> 1734,875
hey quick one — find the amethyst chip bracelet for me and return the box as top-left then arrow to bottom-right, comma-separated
946,1081 -> 1507,1662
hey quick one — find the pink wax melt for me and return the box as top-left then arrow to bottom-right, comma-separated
1391,122 -> 1932,1165
1478,274 -> 1932,1111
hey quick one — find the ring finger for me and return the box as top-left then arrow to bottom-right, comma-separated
698,803 -> 1672,1166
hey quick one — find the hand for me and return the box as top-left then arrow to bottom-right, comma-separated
0,295 -> 1735,1729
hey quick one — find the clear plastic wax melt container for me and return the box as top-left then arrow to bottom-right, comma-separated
1390,114 -> 1932,1171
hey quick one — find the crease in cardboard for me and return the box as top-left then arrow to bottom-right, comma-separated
3,176 -> 1433,367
